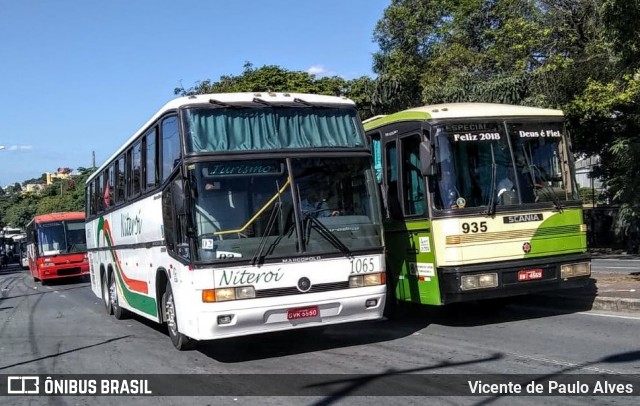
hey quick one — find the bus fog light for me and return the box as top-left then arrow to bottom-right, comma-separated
561,262 -> 591,278
215,288 -> 236,301
461,273 -> 498,291
349,275 -> 364,288
365,299 -> 378,308
479,273 -> 498,288
218,315 -> 233,325
235,286 -> 255,299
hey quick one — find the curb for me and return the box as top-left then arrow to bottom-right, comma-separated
525,294 -> 640,314
591,296 -> 640,313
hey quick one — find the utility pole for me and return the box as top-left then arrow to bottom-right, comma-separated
92,151 -> 96,169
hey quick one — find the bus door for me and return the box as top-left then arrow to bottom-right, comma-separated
382,133 -> 441,305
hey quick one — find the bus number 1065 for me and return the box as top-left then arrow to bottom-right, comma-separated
351,257 -> 375,274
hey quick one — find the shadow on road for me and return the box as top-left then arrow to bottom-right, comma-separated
381,281 -> 597,329
195,317 -> 430,363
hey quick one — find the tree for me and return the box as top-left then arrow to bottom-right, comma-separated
371,0 -> 640,215
175,62 -> 376,120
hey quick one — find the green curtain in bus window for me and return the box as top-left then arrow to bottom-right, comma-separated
275,109 -> 362,148
186,108 -> 363,152
372,138 -> 382,182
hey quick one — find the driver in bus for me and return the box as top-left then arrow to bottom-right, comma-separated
300,188 -> 340,218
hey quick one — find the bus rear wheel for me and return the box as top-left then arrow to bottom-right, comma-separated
108,271 -> 128,320
163,282 -> 195,351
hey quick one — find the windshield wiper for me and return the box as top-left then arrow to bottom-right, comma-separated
521,145 -> 563,212
251,201 -> 282,266
531,165 -> 564,212
303,213 -> 353,259
209,99 -> 246,109
485,146 -> 498,216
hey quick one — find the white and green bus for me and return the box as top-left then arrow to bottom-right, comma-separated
363,103 -> 590,307
86,92 -> 385,350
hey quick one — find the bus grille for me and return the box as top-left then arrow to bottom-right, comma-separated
255,281 -> 350,298
57,268 -> 82,276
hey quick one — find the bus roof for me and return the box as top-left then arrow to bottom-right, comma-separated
87,92 -> 356,184
363,103 -> 564,131
32,212 -> 85,224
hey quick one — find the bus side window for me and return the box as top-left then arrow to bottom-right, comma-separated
401,135 -> 425,216
162,116 -> 181,183
385,140 -> 402,219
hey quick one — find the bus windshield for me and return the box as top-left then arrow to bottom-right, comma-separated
433,120 -> 579,210
190,157 -> 382,263
183,107 -> 365,152
37,220 -> 87,256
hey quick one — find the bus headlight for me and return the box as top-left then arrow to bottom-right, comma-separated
349,272 -> 386,288
561,262 -> 591,278
204,286 -> 256,302
461,273 -> 498,291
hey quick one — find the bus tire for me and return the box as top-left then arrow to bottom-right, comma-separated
163,281 -> 195,351
109,271 -> 128,320
102,272 -> 113,315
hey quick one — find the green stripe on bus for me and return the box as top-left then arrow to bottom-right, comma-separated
526,209 -> 586,257
363,111 -> 431,131
97,217 -> 158,317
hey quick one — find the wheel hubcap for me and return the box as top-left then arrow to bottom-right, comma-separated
166,294 -> 177,334
109,277 -> 118,308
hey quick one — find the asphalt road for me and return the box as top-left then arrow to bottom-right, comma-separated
592,258 -> 640,274
1,263 -> 639,405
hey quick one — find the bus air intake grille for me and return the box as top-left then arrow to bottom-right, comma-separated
57,268 -> 82,276
255,281 -> 350,298
454,225 -> 582,244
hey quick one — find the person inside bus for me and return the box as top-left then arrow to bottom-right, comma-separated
299,188 -> 340,218
497,166 -> 518,204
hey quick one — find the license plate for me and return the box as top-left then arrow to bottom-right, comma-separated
518,269 -> 543,281
287,306 -> 319,320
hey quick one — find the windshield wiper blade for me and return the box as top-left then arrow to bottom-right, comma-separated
539,179 -> 564,212
303,213 -> 353,258
485,146 -> 498,216
251,201 -> 282,266
293,97 -> 314,107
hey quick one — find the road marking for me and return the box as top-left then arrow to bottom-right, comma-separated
578,312 -> 640,321
504,351 -> 623,374
599,266 -> 640,269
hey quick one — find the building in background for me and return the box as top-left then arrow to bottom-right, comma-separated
45,167 -> 72,185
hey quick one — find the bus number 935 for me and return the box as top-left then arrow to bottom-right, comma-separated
462,222 -> 488,233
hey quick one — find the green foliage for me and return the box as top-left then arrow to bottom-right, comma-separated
0,168 -> 93,229
372,0 -> 640,213
168,0 -> 640,213
579,187 -> 603,206
175,62 -> 377,120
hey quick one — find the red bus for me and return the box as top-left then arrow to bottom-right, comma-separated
25,212 -> 89,283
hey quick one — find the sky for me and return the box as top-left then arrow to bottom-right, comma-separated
0,0 -> 389,187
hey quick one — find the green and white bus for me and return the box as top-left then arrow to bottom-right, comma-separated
86,92 -> 385,350
363,103 -> 590,307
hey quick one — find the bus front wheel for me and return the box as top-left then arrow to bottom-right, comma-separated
163,282 -> 195,351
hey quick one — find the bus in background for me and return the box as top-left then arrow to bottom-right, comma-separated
363,103 -> 590,309
85,92 -> 385,350
25,212 -> 89,284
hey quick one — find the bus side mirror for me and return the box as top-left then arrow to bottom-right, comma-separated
419,141 -> 435,177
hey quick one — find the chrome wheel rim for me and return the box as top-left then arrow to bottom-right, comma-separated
109,275 -> 118,308
166,293 -> 177,335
